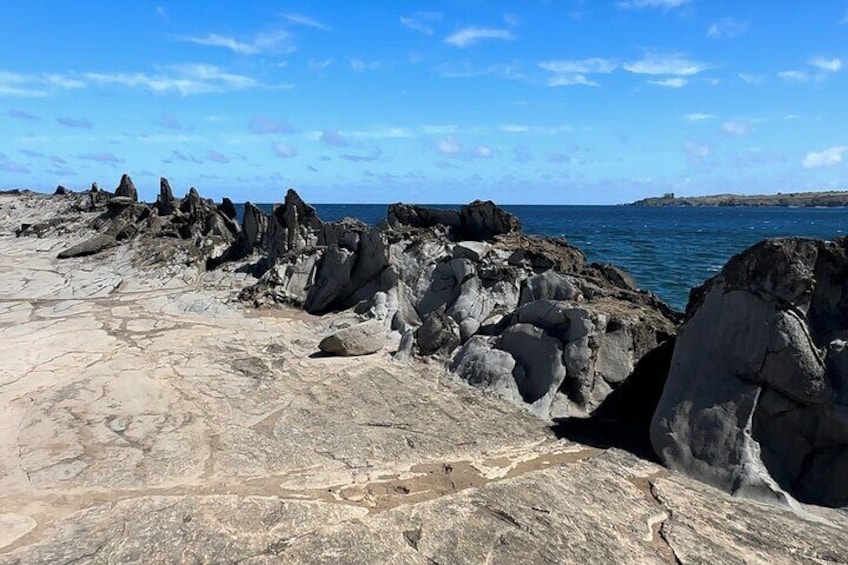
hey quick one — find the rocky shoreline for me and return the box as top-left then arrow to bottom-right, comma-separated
0,176 -> 846,563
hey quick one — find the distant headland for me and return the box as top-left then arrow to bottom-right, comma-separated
630,190 -> 848,207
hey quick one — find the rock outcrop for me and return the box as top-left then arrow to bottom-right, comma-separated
13,175 -> 239,268
651,237 -> 848,508
238,194 -> 678,421
114,174 -> 138,201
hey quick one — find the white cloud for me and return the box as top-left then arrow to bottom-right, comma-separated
538,58 -> 617,74
648,77 -> 688,88
272,143 -> 298,159
809,57 -> 842,72
624,52 -> 706,76
436,137 -> 463,156
618,0 -> 691,9
803,146 -> 847,168
539,58 -> 616,87
349,59 -> 382,72
282,13 -> 331,31
0,71 -> 47,97
722,121 -> 749,135
738,72 -> 765,85
684,113 -> 715,122
500,124 -> 530,133
400,12 -> 442,35
474,146 -> 494,159
445,27 -> 514,48
85,65 -> 289,96
179,31 -> 293,55
707,18 -> 748,38
308,58 -> 333,72
778,70 -> 809,83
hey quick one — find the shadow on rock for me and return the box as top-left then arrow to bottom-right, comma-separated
551,338 -> 675,463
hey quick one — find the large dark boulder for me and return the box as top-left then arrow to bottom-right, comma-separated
156,177 -> 177,216
386,200 -> 521,241
651,237 -> 848,508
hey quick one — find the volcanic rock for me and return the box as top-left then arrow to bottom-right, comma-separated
114,174 -> 138,201
651,237 -> 848,508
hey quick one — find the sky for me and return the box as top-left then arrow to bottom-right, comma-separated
1,1 -> 847,204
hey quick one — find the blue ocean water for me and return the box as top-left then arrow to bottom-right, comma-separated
245,203 -> 847,310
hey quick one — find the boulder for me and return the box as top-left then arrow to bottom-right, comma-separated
318,320 -> 386,356
460,199 -> 521,240
218,197 -> 237,221
651,237 -> 848,508
114,174 -> 138,201
54,185 -> 71,195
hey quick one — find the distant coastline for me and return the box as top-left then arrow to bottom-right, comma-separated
630,190 -> 848,207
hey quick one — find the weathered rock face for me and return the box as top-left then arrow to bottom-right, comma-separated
241,198 -> 678,421
114,174 -> 138,201
387,199 -> 521,241
651,237 -> 848,508
156,177 -> 177,216
14,175 -> 239,269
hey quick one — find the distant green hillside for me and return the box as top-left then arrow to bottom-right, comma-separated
631,191 -> 848,207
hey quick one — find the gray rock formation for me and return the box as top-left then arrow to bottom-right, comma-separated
652,237 -> 848,508
155,177 -> 177,216
318,320 -> 386,356
241,197 -> 677,420
114,174 -> 138,201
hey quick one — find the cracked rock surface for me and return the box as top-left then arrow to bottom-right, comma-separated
1,194 -> 847,564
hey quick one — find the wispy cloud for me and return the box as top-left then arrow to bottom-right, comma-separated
684,113 -> 715,122
85,65 -> 289,96
282,13 -> 331,32
683,141 -> 712,160
777,70 -> 810,83
272,142 -> 298,158
707,17 -> 748,39
319,129 -> 348,147
623,52 -> 707,75
445,27 -> 514,48
400,12 -> 442,35
206,150 -> 230,163
178,31 -> 293,55
436,137 -> 462,156
0,71 -> 47,97
738,72 -> 765,85
308,58 -> 333,72
340,147 -> 383,162
57,116 -> 93,129
538,58 -> 617,87
721,121 -> 749,135
7,108 -> 39,120
79,152 -> 124,164
618,0 -> 691,9
158,114 -> 181,130
809,57 -> 842,72
349,59 -> 383,72
0,152 -> 30,173
803,146 -> 847,168
171,149 -> 202,164
435,61 -> 523,80
247,115 -> 294,135
648,77 -> 688,88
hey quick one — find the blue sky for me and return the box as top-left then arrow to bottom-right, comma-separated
1,1 -> 847,204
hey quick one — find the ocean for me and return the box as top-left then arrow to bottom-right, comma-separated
246,203 -> 847,311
